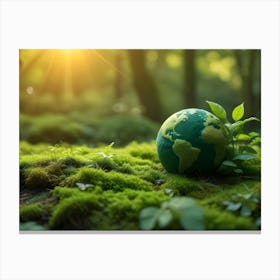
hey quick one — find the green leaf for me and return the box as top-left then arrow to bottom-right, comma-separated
164,188 -> 174,197
240,205 -> 252,217
234,168 -> 243,174
230,117 -> 260,136
249,132 -> 259,138
222,201 -> 231,206
226,202 -> 242,211
230,121 -> 244,135
232,102 -> 244,121
242,193 -> 253,200
255,217 -> 261,227
206,101 -> 228,121
180,207 -> 205,230
20,222 -> 46,231
236,134 -> 250,141
222,160 -> 238,167
158,209 -> 173,228
243,117 -> 260,124
250,137 -> 261,145
165,197 -> 196,211
139,207 -> 160,230
233,154 -> 256,161
250,197 -> 260,203
241,146 -> 257,154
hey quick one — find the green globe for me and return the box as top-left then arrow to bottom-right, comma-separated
156,108 -> 227,175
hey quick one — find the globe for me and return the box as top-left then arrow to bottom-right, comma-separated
156,108 -> 228,175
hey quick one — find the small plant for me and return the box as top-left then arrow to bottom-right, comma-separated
76,182 -> 94,191
139,197 -> 205,230
222,191 -> 261,228
206,101 -> 260,174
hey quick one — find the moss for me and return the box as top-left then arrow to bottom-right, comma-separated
62,167 -> 153,191
24,167 -> 52,190
160,174 -> 211,197
126,141 -> 160,162
201,180 -> 260,208
204,207 -> 255,230
49,195 -> 103,230
20,141 -> 261,231
23,161 -> 66,190
49,187 -> 170,230
51,186 -> 82,200
20,203 -> 44,222
59,156 -> 83,168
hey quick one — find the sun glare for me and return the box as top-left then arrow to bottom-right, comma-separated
20,49 -> 98,96
57,49 -> 81,56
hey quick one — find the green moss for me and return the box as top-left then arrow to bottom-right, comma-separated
62,167 -> 153,191
51,186 -> 82,200
23,162 -> 66,190
201,180 -> 260,208
20,141 -> 261,231
126,141 -> 160,162
160,174 -> 210,197
49,195 -> 102,230
49,187 -> 170,230
24,167 -> 52,190
20,203 -> 44,222
204,207 -> 255,230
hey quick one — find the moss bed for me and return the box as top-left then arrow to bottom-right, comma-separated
20,141 -> 261,231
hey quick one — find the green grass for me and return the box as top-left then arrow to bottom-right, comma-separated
20,141 -> 261,231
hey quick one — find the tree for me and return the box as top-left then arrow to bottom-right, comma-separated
183,50 -> 197,108
128,50 -> 162,122
114,52 -> 124,98
234,50 -> 260,117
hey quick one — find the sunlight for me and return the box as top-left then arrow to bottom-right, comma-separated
166,53 -> 182,68
56,49 -> 82,58
20,49 -> 97,96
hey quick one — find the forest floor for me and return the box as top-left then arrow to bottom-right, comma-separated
20,141 -> 261,231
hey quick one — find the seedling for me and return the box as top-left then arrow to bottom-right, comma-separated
76,182 -> 94,191
206,101 -> 260,174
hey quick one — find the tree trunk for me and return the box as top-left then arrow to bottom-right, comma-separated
114,52 -> 124,98
183,50 -> 196,108
234,50 -> 257,117
20,50 -> 46,92
128,50 -> 162,122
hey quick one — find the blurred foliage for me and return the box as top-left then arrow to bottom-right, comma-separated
20,113 -> 159,146
20,49 -> 260,146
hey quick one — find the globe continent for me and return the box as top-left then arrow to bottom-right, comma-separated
156,108 -> 227,175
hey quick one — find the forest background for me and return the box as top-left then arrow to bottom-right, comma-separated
20,49 -> 261,146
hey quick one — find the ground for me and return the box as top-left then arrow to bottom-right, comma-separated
19,141 -> 261,231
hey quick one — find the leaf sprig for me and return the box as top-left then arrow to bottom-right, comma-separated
139,197 -> 205,230
222,191 -> 261,228
206,101 -> 260,175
